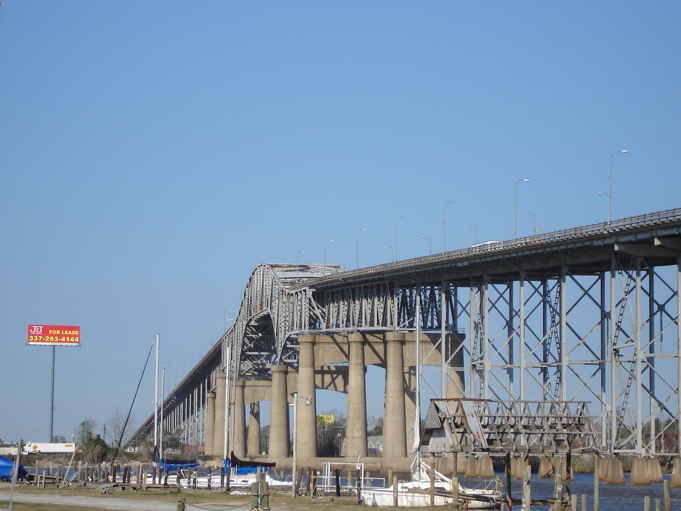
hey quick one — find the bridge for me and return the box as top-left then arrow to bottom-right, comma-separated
129,207 -> 681,469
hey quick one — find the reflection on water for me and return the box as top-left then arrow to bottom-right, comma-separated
460,473 -> 681,511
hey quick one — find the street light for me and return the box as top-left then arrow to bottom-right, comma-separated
607,148 -> 631,224
355,225 -> 368,269
441,200 -> 455,253
419,233 -> 432,255
513,178 -> 530,238
393,217 -> 404,262
323,239 -> 335,265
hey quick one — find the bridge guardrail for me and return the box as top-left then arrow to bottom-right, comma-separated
310,207 -> 681,285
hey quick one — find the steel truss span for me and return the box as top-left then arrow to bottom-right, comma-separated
134,208 -> 681,458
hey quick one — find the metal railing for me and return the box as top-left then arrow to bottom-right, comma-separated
309,207 -> 681,287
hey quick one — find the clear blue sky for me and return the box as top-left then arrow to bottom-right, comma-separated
1,1 -> 680,443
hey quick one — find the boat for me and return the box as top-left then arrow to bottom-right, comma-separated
360,461 -> 501,508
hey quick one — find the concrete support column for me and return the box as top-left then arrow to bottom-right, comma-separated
296,335 -> 318,461
269,365 -> 290,458
447,334 -> 466,399
345,333 -> 368,457
233,379 -> 246,459
383,332 -> 407,459
204,391 -> 215,456
247,402 -> 261,457
213,371 -> 226,458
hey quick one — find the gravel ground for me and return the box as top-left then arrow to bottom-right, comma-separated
0,491 -> 249,511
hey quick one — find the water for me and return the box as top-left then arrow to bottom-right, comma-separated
460,473 -> 681,510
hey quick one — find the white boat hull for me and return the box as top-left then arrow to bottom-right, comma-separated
361,481 -> 498,508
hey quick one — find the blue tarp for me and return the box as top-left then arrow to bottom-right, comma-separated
0,456 -> 26,481
159,460 -> 200,472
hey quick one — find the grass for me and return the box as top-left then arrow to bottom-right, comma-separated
1,488 -> 443,511
0,502 -> 106,511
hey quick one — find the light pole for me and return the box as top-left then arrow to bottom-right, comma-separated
441,200 -> 455,253
513,178 -> 530,238
323,239 -> 335,265
419,233 -> 432,255
355,225 -> 368,269
528,211 -> 539,234
607,148 -> 631,224
393,217 -> 404,262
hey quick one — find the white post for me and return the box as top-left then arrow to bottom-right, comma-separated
610,255 -> 617,454
678,257 -> 681,456
160,368 -> 165,465
154,333 -> 159,448
635,260 -> 643,454
519,273 -> 526,401
223,345 -> 231,463
415,291 -> 422,479
560,266 -> 567,402
441,283 -> 447,398
468,287 -> 477,398
482,279 -> 489,400
291,393 -> 298,497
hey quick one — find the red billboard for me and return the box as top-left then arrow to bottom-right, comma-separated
27,325 -> 80,346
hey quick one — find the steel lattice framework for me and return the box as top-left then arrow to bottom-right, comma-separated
133,208 -> 681,457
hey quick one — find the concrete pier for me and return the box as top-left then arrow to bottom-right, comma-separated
247,402 -> 261,457
204,391 -> 215,456
233,379 -> 246,458
345,333 -> 368,457
296,335 -> 318,461
383,332 -> 407,459
213,371 -> 226,458
269,365 -> 290,458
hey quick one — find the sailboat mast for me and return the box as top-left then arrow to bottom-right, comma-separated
160,367 -> 165,464
415,291 -> 421,478
154,333 -> 159,448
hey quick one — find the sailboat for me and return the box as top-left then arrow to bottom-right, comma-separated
360,460 -> 501,508
361,294 -> 502,508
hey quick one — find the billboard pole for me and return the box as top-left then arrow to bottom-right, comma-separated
49,346 -> 55,442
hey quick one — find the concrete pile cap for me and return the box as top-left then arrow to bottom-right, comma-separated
603,457 -> 624,485
538,455 -> 554,478
464,456 -> 479,478
629,457 -> 663,485
477,454 -> 495,479
671,458 -> 681,488
511,456 -> 530,480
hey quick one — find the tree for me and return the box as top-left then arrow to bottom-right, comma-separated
368,416 -> 383,436
81,435 -> 108,464
107,409 -> 135,447
76,419 -> 97,447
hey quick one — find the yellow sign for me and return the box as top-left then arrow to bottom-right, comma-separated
316,414 -> 335,425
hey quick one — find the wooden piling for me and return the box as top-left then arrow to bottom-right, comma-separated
663,479 -> 671,511
429,472 -> 435,506
644,495 -> 651,511
581,494 -> 587,511
570,494 -> 577,511
522,475 -> 531,511
594,460 -> 600,511
393,474 -> 399,507
451,475 -> 459,510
